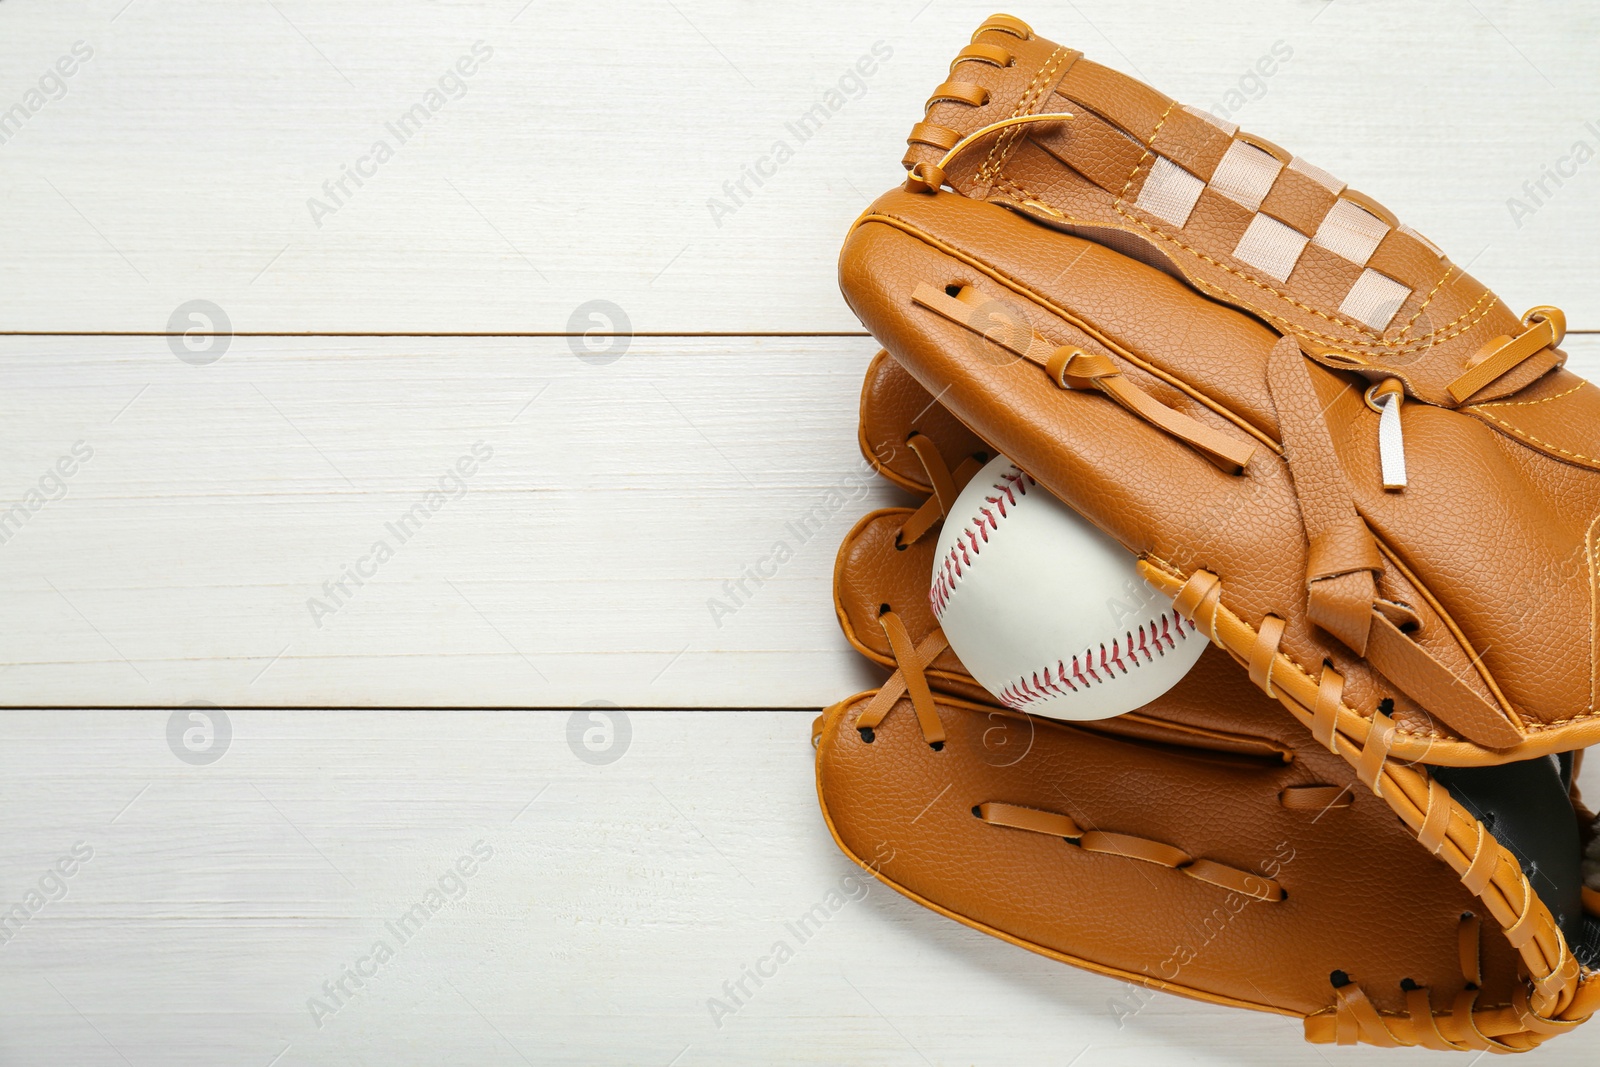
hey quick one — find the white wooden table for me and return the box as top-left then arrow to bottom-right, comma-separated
0,1 -> 1596,1062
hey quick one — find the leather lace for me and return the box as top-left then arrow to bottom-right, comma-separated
854,431 -> 981,747
1154,561 -> 1594,1047
973,801 -> 1285,902
911,282 -> 1256,473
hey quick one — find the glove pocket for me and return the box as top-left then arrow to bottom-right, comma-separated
813,687 -> 1518,1025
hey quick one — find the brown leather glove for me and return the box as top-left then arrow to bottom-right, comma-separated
845,12 -> 1600,765
833,12 -> 1600,1045
819,352 -> 1600,1051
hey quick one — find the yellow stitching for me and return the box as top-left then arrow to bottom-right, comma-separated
945,152 -> 1500,364
1113,101 -> 1175,204
978,47 -> 1056,180
1523,709 -> 1600,728
1468,407 -> 1600,466
1147,102 -> 1179,150
1115,147 -> 1155,205
1009,48 -> 1069,146
1099,119 -> 1495,353
1395,263 -> 1457,340
1390,721 -> 1447,740
1111,135 -> 1390,338
978,46 -> 1068,186
1190,275 -> 1499,362
993,173 -> 1042,203
1113,194 -> 1501,356
1124,199 -> 1497,350
1473,379 -> 1590,409
1141,211 -> 1497,352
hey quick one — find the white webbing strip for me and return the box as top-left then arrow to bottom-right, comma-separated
1376,391 -> 1407,490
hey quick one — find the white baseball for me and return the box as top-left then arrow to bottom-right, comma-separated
930,455 -> 1206,720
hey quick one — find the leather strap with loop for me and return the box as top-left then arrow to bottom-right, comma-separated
911,282 -> 1256,472
1047,346 -> 1254,472
1262,336 -> 1525,749
1248,615 -> 1286,695
1265,336 -> 1382,655
1418,777 -> 1453,855
926,80 -> 990,109
1171,568 -> 1224,641
1448,306 -> 1566,404
907,120 -> 961,152
975,802 -> 1285,902
971,12 -> 1032,39
1353,711 -> 1395,797
1310,665 -> 1344,754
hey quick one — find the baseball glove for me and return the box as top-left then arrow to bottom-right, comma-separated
818,352 -> 1600,1050
832,12 -> 1600,1046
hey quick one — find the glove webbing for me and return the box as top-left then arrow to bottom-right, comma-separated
907,13 -> 1566,407
1150,562 -> 1597,1048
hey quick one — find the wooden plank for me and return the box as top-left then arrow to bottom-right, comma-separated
0,334 -> 900,707
0,1 -> 1596,332
3,334 -> 1599,708
0,708 -> 1593,1066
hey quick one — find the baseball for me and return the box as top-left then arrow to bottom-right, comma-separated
930,455 -> 1207,720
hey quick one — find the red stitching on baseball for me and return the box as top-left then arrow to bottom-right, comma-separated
929,465 -> 1036,617
997,611 -> 1191,712
929,463 -> 1190,712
